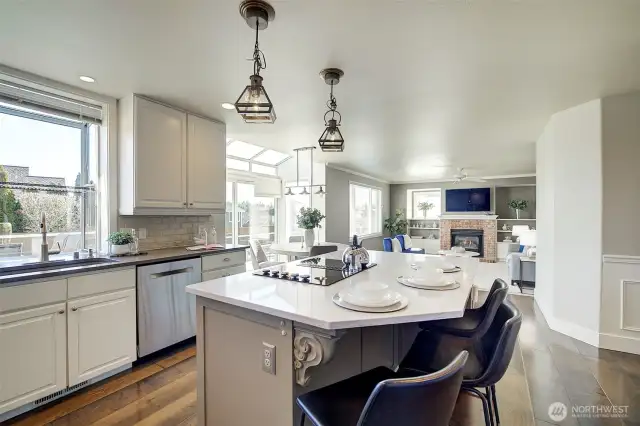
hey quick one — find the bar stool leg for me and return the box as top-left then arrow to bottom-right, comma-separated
299,412 -> 306,426
491,384 -> 500,425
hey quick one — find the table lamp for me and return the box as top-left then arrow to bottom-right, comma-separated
511,225 -> 530,242
519,229 -> 537,258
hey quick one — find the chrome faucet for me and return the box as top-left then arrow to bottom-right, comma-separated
40,212 -> 61,262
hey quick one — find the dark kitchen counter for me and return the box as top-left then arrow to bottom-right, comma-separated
0,245 -> 249,286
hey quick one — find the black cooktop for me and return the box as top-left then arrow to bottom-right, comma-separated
252,257 -> 377,286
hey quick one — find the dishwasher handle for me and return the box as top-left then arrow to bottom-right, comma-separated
150,267 -> 194,279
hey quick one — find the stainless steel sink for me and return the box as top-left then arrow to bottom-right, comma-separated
0,257 -> 119,275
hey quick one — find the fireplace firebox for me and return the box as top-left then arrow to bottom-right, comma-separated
450,229 -> 484,258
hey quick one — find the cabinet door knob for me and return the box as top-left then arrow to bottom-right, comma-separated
189,203 -> 194,206
223,257 -> 230,262
58,310 -> 65,314
72,307 -> 78,311
183,202 -> 187,206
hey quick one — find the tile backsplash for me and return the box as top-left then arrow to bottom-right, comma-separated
118,214 -> 225,251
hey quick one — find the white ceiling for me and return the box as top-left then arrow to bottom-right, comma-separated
1,0 -> 640,183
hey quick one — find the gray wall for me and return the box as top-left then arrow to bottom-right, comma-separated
390,176 -> 536,217
494,186 -> 537,219
602,92 -> 640,256
325,167 -> 390,250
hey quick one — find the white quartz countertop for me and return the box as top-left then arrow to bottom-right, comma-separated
186,251 -> 473,330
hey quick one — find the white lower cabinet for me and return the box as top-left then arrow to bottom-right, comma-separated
0,303 -> 67,414
202,265 -> 246,281
67,288 -> 137,386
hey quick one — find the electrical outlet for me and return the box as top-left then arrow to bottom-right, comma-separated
262,342 -> 276,375
138,228 -> 147,239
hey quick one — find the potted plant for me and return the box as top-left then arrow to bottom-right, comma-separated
508,199 -> 528,219
107,231 -> 134,255
384,209 -> 408,237
296,208 -> 326,248
417,201 -> 435,218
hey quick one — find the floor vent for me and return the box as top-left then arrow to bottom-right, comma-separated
34,381 -> 89,406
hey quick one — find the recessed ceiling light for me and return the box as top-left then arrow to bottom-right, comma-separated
79,76 -> 95,83
221,102 -> 235,110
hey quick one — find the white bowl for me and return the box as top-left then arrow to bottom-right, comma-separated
340,282 -> 402,308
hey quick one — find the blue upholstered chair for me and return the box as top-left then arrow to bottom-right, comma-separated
396,235 -> 426,255
383,238 -> 393,252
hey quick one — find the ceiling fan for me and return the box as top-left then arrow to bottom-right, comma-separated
452,168 -> 487,184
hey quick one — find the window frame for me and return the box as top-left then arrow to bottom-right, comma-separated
349,182 -> 383,238
410,189 -> 442,219
0,105 -> 96,251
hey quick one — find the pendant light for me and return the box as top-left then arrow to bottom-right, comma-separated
318,68 -> 345,152
234,0 -> 276,123
284,147 -> 327,196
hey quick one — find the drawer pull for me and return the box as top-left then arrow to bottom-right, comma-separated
58,310 -> 65,314
150,267 -> 194,279
223,257 -> 231,262
71,307 -> 78,312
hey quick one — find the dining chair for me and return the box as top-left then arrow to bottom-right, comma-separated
249,239 -> 283,270
400,301 -> 522,426
419,279 -> 509,338
297,351 -> 468,426
309,245 -> 338,256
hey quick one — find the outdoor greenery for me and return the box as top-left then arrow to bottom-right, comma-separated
296,207 -> 325,230
0,166 -> 25,233
507,199 -> 528,211
417,201 -> 435,217
107,231 -> 134,246
384,209 -> 408,236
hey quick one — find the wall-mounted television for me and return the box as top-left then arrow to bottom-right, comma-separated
445,188 -> 491,212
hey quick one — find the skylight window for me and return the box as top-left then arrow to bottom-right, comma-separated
252,149 -> 289,165
226,158 -> 250,171
227,140 -> 264,159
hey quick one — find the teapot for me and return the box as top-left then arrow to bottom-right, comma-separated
342,235 -> 370,271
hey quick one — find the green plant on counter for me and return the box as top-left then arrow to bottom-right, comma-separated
296,208 -> 326,230
384,209 -> 408,236
507,199 -> 528,211
107,231 -> 134,245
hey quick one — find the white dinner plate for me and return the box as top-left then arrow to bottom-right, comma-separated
332,293 -> 409,313
396,276 -> 461,291
339,288 -> 403,308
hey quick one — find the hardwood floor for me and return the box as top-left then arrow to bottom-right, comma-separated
6,295 -> 640,426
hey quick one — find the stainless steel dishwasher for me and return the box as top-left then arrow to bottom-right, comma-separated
137,258 -> 201,357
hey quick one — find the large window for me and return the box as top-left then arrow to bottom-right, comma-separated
0,105 -> 99,258
285,181 -> 310,240
349,183 -> 382,237
226,139 -> 288,176
225,181 -> 276,247
411,189 -> 441,219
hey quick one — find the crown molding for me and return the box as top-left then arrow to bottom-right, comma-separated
389,173 -> 536,185
325,164 -> 390,184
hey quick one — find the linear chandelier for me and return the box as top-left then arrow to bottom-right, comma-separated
318,68 -> 345,152
234,0 -> 276,124
284,147 -> 326,196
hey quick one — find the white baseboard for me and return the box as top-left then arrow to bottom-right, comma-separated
599,333 -> 640,355
545,313 -> 600,347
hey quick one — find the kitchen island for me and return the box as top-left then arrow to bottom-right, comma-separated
186,250 -> 473,426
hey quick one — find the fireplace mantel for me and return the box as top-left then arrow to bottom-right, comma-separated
439,214 -> 498,220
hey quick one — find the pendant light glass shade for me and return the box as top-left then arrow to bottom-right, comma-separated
284,187 -> 294,196
235,75 -> 276,123
300,187 -> 309,195
314,186 -> 325,195
318,118 -> 344,152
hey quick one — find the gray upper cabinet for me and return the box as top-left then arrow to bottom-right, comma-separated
118,95 -> 226,215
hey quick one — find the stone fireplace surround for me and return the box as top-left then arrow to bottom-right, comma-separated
440,215 -> 498,262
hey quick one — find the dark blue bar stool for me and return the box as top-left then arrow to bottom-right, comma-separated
296,351 -> 468,426
400,301 -> 522,426
419,278 -> 509,338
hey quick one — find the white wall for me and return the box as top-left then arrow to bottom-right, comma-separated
535,99 -> 603,345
